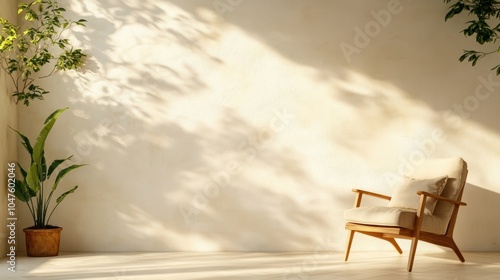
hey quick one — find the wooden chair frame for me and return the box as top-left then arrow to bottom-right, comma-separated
344,168 -> 468,272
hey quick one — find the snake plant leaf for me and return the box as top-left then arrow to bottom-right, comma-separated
52,164 -> 86,191
56,185 -> 78,204
48,155 -> 73,179
32,107 -> 68,170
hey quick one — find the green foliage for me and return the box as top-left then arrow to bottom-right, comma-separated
444,0 -> 500,74
0,0 -> 87,106
11,108 -> 86,228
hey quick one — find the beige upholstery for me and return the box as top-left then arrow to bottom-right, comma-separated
408,157 -> 467,233
344,158 -> 466,235
343,157 -> 468,272
387,175 -> 447,215
344,205 -> 452,235
345,206 -> 416,229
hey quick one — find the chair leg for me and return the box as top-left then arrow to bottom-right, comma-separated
385,238 -> 403,254
407,237 -> 419,272
344,230 -> 355,261
360,232 -> 403,254
448,239 -> 465,262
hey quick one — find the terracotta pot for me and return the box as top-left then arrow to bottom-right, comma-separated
23,227 -> 63,257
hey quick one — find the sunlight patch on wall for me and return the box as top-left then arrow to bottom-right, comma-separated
18,0 -> 500,252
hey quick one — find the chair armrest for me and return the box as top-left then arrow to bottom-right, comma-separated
417,191 -> 467,206
352,189 -> 391,201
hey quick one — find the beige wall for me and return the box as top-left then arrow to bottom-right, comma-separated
17,0 -> 500,252
0,0 -> 18,257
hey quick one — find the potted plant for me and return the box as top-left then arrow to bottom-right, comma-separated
1,0 -> 88,257
11,107 -> 86,257
0,0 -> 86,106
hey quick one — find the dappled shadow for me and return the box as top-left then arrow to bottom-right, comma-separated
172,0 -> 500,141
54,109 -> 339,251
14,0 -> 500,255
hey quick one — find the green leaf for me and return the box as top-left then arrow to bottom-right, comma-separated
76,19 -> 87,26
52,164 -> 87,191
26,163 -> 41,193
32,107 -> 68,168
56,49 -> 86,70
18,5 -> 27,14
56,185 -> 78,204
44,107 -> 68,124
18,163 -> 27,180
445,3 -> 464,21
41,150 -> 47,181
445,9 -> 455,21
492,64 -> 500,75
9,126 -> 33,156
459,53 -> 469,62
14,179 -> 33,202
477,35 -> 485,44
472,56 -> 479,66
47,155 -> 73,179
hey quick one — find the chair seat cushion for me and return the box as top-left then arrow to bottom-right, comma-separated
344,206 -> 449,234
344,206 -> 416,230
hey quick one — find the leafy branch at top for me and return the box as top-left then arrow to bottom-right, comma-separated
0,0 -> 87,106
444,0 -> 500,74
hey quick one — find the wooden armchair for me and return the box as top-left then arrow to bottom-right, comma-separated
343,157 -> 468,272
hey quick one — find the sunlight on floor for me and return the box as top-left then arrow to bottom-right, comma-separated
2,251 -> 499,280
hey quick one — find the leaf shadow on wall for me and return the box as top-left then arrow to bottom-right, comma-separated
36,0 -> 349,250
170,0 -> 500,250
51,0 -> 375,252
26,0 -> 500,252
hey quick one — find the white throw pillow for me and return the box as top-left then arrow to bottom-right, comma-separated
387,175 -> 448,215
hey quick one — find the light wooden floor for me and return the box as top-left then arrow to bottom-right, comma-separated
1,251 -> 499,279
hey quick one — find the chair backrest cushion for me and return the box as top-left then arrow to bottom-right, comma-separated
387,175 -> 448,215
405,157 -> 467,234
